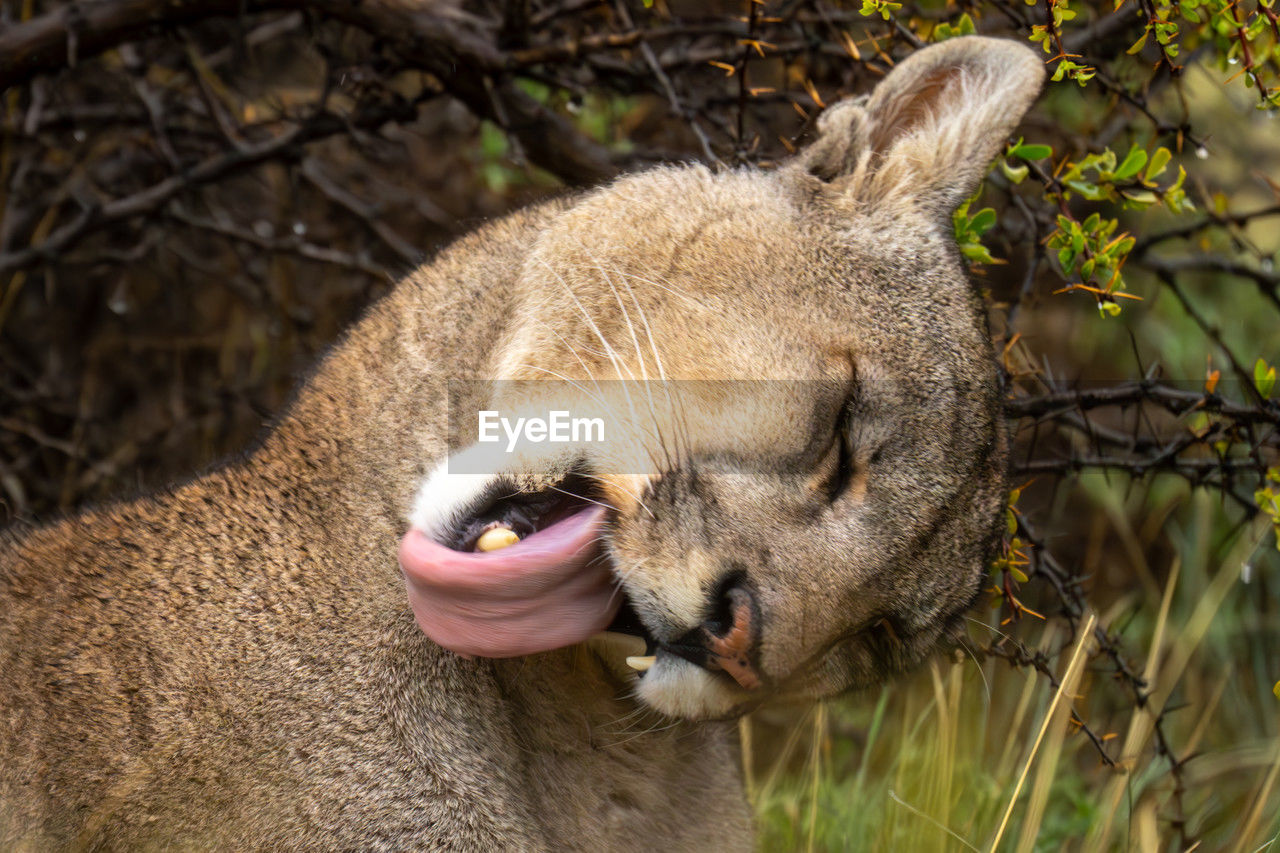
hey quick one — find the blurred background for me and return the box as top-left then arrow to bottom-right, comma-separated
1,0 -> 1278,848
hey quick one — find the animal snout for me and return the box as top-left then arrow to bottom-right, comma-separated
702,578 -> 763,690
663,575 -> 763,691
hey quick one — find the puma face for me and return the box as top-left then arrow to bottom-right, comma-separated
404,37 -> 1043,719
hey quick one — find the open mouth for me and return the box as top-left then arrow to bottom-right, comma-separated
402,467 -> 629,659
441,470 -> 668,658
444,472 -> 606,553
412,468 -> 753,690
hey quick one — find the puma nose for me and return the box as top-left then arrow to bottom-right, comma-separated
699,579 -> 762,691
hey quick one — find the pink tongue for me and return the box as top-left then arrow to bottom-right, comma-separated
398,506 -> 620,658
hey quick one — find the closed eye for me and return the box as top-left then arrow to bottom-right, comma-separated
809,398 -> 857,502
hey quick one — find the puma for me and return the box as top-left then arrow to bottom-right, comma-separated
1,37 -> 1044,850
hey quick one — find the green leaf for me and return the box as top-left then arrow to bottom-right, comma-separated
1255,358 -> 1277,399
1114,146 -> 1149,180
1011,142 -> 1053,161
968,207 -> 998,234
1000,159 -> 1030,183
1121,189 -> 1159,207
1065,179 -> 1108,201
1145,147 -> 1173,181
962,243 -> 997,264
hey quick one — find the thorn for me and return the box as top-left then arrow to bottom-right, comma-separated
738,38 -> 775,57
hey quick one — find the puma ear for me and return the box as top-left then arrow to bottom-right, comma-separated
796,36 -> 1045,216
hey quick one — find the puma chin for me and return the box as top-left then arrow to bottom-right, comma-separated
408,36 -> 1042,721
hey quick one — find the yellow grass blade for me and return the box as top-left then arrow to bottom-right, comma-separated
989,612 -> 1098,852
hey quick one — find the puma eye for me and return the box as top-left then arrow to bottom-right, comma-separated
808,400 -> 857,502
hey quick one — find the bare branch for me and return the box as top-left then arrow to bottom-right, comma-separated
0,0 -> 620,185
0,98 -> 421,276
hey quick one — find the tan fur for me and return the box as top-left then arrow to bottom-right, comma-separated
0,37 -> 1043,849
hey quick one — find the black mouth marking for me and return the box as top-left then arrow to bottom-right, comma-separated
448,472 -> 601,551
606,602 -> 722,672
606,596 -> 659,657
655,635 -> 712,669
609,573 -> 768,687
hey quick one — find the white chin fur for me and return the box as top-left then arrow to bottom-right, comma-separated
408,442 -> 577,539
636,656 -> 746,719
407,455 -> 497,540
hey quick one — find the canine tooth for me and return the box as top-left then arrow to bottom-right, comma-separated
476,526 -> 520,552
590,632 -> 647,658
625,655 -> 656,672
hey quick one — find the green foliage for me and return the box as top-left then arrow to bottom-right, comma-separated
931,12 -> 976,40
1256,357 -> 1277,399
859,0 -> 904,20
476,122 -> 517,194
1033,143 -> 1192,315
998,138 -> 1053,184
990,486 -> 1031,587
1025,0 -> 1280,105
1028,0 -> 1097,85
1047,212 -> 1137,316
952,197 -> 1000,265
1055,144 -> 1190,212
971,132 -> 1195,318
1008,141 -> 1054,162
1158,0 -> 1280,108
1257,467 -> 1280,550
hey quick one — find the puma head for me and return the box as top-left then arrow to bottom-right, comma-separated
406,37 -> 1044,719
